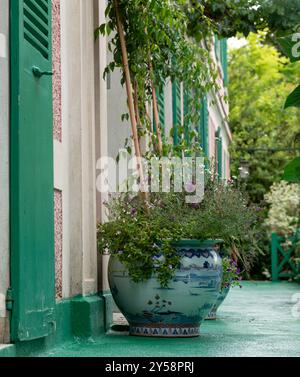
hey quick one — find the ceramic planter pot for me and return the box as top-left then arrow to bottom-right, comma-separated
108,239 -> 223,338
206,286 -> 230,320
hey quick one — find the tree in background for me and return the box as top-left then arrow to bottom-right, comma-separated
188,0 -> 300,40
229,33 -> 300,204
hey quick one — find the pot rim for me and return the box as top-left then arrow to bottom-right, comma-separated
170,239 -> 224,247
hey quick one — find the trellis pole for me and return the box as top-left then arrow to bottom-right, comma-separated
113,0 -> 148,198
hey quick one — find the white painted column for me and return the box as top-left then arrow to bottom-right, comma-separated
80,0 -> 98,296
94,0 -> 110,292
60,0 -> 82,298
0,0 -> 10,344
60,0 -> 98,297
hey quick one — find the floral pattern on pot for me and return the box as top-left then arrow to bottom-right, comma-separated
108,240 -> 223,338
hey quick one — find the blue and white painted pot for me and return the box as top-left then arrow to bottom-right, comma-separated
108,240 -> 223,338
206,286 -> 230,320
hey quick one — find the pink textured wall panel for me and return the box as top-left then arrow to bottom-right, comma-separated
52,0 -> 62,142
53,0 -> 63,299
54,189 -> 63,299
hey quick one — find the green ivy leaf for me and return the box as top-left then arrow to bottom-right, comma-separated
283,157 -> 300,183
284,85 -> 300,109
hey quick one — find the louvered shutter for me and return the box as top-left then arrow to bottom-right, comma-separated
183,85 -> 190,143
215,129 -> 223,179
153,86 -> 165,137
200,96 -> 209,158
172,81 -> 181,145
220,39 -> 228,86
10,0 -> 55,341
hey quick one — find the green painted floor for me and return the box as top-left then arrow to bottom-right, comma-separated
41,281 -> 300,357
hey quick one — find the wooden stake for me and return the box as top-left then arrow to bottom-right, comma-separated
113,0 -> 148,198
133,80 -> 141,141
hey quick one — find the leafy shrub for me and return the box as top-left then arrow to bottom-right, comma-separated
264,180 -> 300,236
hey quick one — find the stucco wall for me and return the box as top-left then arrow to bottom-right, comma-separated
53,0 -> 62,143
59,0 -> 98,298
107,64 -> 131,161
52,0 -> 63,300
0,0 -> 10,344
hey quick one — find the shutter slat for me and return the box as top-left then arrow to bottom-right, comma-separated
24,5 -> 49,36
33,0 -> 49,14
23,0 -> 50,60
24,0 -> 48,24
24,18 -> 48,48
24,31 -> 49,59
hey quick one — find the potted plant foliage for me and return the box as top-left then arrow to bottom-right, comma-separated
96,0 -> 260,338
98,176 -> 259,337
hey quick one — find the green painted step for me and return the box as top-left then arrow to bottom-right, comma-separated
36,281 -> 300,357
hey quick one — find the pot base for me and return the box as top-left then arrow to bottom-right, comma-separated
129,324 -> 200,338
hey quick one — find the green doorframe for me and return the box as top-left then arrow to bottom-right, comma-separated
9,0 -> 55,342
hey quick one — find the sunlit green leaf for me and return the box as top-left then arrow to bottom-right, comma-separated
284,85 -> 300,109
283,157 -> 300,183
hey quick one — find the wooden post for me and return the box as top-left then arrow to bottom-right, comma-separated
113,0 -> 148,197
151,80 -> 163,156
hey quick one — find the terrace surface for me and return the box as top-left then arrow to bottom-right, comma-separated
39,281 -> 300,357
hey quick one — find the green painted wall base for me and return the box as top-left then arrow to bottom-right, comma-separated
0,345 -> 16,358
102,292 -> 114,332
72,295 -> 105,338
1,292 -> 113,357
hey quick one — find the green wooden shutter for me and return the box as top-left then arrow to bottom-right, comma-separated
158,88 -> 165,131
153,86 -> 165,136
10,0 -> 55,341
218,136 -> 223,179
215,129 -> 223,179
200,96 -> 209,157
172,81 -> 181,145
220,39 -> 228,86
214,35 -> 221,61
183,85 -> 190,143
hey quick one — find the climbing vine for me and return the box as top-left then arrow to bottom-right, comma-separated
96,0 -> 217,162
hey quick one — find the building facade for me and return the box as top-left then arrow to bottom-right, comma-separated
0,0 -> 229,355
